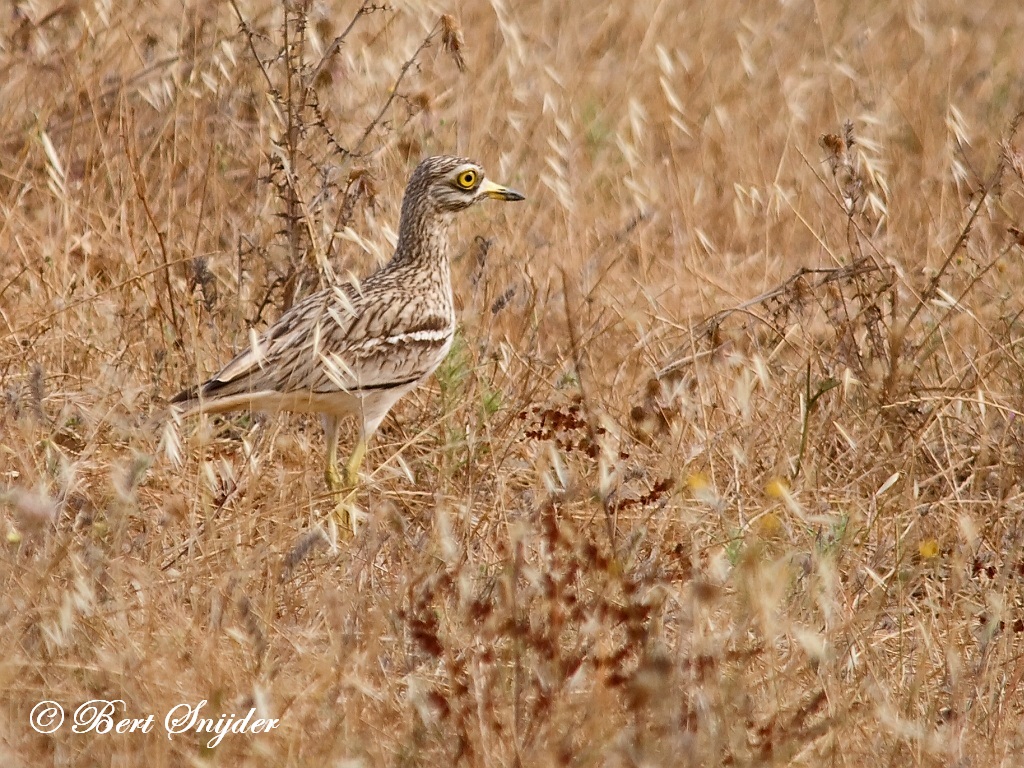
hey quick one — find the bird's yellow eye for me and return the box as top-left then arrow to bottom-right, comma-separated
456,169 -> 478,189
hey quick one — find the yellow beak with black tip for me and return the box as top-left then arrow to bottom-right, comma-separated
480,178 -> 526,202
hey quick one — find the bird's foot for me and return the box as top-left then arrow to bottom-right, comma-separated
331,487 -> 365,539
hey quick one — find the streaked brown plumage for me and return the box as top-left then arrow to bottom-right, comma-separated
171,155 -> 525,532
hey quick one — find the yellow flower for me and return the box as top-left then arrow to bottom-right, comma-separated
765,477 -> 789,498
918,539 -> 940,559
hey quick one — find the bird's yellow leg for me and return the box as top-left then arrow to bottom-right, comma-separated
324,439 -> 343,493
343,437 -> 367,489
329,437 -> 367,536
322,417 -> 354,535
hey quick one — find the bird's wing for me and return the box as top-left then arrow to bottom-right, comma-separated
184,281 -> 452,401
197,283 -> 361,397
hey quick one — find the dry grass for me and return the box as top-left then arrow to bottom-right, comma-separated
3,0 -> 1024,765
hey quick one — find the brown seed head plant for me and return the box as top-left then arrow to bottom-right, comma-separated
2,1 -> 1024,765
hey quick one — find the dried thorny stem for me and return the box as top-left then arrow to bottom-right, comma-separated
226,4 -> 461,312
884,159 -> 1006,399
351,18 -> 448,157
305,2 -> 386,89
659,258 -> 888,377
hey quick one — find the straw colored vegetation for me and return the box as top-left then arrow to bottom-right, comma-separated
2,0 -> 1023,765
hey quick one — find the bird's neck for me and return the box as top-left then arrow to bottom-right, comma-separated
390,202 -> 452,276
381,203 -> 454,322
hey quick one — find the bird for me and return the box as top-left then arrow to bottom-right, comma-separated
170,155 -> 525,533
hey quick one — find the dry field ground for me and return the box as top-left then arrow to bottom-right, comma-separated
2,0 -> 1024,765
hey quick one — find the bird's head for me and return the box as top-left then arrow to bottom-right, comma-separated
407,155 -> 525,214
